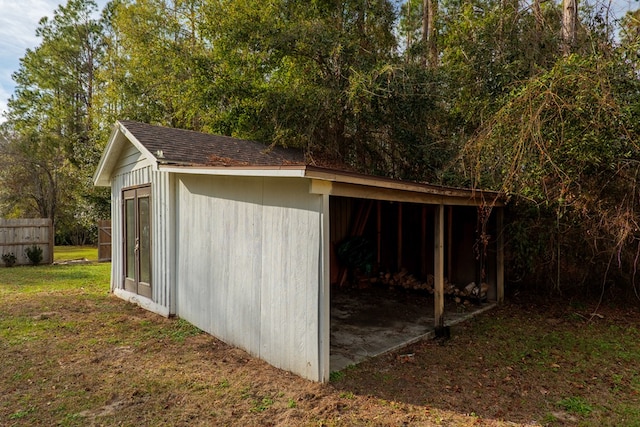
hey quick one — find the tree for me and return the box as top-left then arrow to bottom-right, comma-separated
562,0 -> 578,55
104,0 -> 400,172
98,0 -> 212,130
424,0 -> 438,67
460,53 -> 640,291
1,0 -> 106,242
398,0 -> 438,66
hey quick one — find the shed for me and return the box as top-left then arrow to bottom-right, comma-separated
93,120 -> 504,382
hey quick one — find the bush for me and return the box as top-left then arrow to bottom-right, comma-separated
2,252 -> 17,267
25,246 -> 43,266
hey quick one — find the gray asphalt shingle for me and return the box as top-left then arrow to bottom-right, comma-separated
120,120 -> 305,167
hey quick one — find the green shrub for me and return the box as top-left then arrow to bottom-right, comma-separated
25,246 -> 43,266
2,252 -> 17,267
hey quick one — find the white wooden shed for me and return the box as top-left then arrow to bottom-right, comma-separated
94,120 -> 504,382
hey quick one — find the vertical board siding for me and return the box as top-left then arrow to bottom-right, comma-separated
0,218 -> 53,266
98,220 -> 112,262
260,178 -> 322,380
110,156 -> 173,315
177,175 -> 323,381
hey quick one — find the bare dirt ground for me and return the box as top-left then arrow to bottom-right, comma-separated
2,273 -> 640,426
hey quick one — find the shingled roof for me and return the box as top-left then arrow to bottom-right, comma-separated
119,120 -> 305,167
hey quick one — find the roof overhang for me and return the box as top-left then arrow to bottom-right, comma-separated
157,164 -> 504,207
157,164 -> 308,178
305,166 -> 503,207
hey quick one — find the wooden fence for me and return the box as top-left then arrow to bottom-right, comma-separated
0,218 -> 53,266
98,220 -> 112,262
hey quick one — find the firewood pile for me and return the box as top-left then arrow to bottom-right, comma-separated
369,268 -> 489,302
369,268 -> 433,291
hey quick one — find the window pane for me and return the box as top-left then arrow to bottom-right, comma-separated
125,199 -> 135,279
139,196 -> 151,284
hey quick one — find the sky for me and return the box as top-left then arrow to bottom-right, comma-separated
0,0 -> 638,124
0,0 -> 108,123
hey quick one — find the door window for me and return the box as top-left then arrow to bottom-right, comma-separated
123,186 -> 152,298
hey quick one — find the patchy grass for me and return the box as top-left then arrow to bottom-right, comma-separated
558,396 -> 593,416
53,246 -> 98,262
1,264 -> 640,426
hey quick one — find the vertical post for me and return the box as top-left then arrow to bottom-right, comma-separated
447,206 -> 453,281
421,205 -> 427,277
434,203 -> 445,330
497,207 -> 505,304
377,201 -> 382,265
48,218 -> 54,264
397,202 -> 403,270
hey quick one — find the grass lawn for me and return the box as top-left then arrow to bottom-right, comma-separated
1,262 -> 640,426
53,246 -> 98,262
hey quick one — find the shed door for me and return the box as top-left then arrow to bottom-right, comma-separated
123,186 -> 152,299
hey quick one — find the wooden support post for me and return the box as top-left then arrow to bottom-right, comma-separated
397,202 -> 403,270
497,207 -> 505,304
48,218 -> 54,264
447,206 -> 453,281
421,205 -> 427,277
377,201 -> 382,265
434,203 -> 445,330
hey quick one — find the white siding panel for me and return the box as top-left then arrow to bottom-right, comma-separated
260,178 -> 322,380
176,175 -> 323,381
113,143 -> 152,176
177,175 -> 263,352
151,170 -> 174,312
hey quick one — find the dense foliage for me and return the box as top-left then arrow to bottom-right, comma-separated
1,0 -> 640,294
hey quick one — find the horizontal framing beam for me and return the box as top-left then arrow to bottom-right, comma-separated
0,241 -> 50,246
310,180 -> 499,207
0,224 -> 50,229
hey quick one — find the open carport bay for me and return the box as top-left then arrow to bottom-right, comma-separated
330,285 -> 496,372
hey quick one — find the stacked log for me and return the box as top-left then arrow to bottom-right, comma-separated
370,268 -> 489,302
369,268 -> 434,292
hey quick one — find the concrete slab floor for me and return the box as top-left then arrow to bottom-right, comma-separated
330,285 -> 496,372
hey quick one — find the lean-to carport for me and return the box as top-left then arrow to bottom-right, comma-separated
306,170 -> 505,372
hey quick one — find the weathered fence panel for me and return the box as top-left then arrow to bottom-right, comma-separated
0,218 -> 53,266
98,220 -> 112,262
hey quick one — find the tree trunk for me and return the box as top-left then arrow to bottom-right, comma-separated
530,0 -> 544,75
407,0 -> 413,51
533,0 -> 543,32
561,0 -> 577,56
423,0 -> 438,67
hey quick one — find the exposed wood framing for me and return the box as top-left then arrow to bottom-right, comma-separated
337,199 -> 373,286
421,205 -> 427,277
309,179 -> 503,207
434,204 -> 445,328
397,203 -> 403,269
447,206 -> 453,280
497,208 -> 505,303
376,201 -> 382,265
